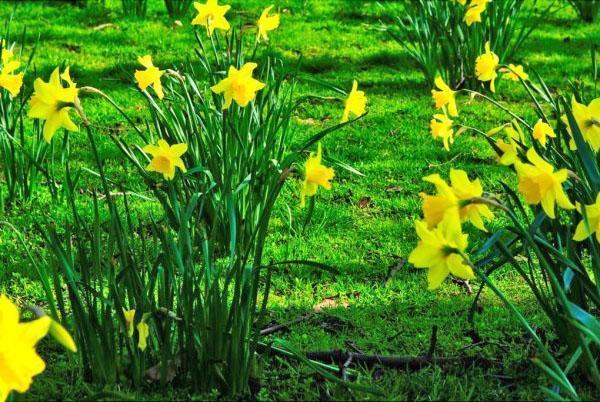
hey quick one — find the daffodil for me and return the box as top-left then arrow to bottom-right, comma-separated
408,212 -> 474,290
515,147 -> 574,219
0,59 -> 23,97
137,321 -> 149,351
495,138 -> 521,165
456,0 -> 467,5
0,295 -> 51,402
430,113 -> 454,151
421,170 -> 493,231
134,55 -> 164,100
256,5 -> 280,42
300,143 -> 334,207
464,0 -> 489,26
192,0 -> 230,36
211,63 -> 266,109
573,194 -> 600,243
341,80 -> 367,123
143,139 -> 188,180
28,67 -> 79,143
475,42 -> 499,92
502,64 -> 528,81
431,77 -> 458,117
532,119 -> 556,148
48,319 -> 77,353
123,309 -> 136,338
566,97 -> 600,152
1,40 -> 14,64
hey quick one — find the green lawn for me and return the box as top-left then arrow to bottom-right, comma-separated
0,0 -> 598,400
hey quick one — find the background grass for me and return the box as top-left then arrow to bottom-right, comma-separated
0,0 -> 598,400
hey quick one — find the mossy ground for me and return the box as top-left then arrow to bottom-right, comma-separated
0,0 -> 598,400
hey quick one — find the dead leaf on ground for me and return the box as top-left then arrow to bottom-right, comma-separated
357,196 -> 372,209
385,185 -> 403,193
296,117 -> 318,126
93,23 -> 115,31
145,356 -> 181,383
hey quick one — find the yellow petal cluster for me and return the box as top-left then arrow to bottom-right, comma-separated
430,113 -> 454,151
464,0 -> 489,26
515,148 -> 574,219
573,194 -> 600,243
300,143 -> 335,207
0,295 -> 51,402
28,67 -> 79,143
0,47 -> 23,97
502,64 -> 528,81
408,212 -> 474,290
475,42 -> 499,92
211,63 -> 266,109
192,0 -> 230,36
134,55 -> 164,100
531,119 -> 556,148
257,5 -> 280,42
562,97 -> 600,152
143,139 -> 188,180
431,77 -> 458,117
341,80 -> 367,123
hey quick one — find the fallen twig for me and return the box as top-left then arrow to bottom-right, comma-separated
385,258 -> 406,286
260,313 -> 314,336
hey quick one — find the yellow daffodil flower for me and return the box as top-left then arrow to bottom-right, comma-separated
495,138 -> 521,165
143,139 -> 188,180
515,147 -> 574,219
421,170 -> 494,231
408,211 -> 474,290
573,194 -> 600,243
502,64 -> 528,81
0,59 -> 23,97
1,40 -> 14,64
192,0 -> 230,36
137,321 -> 149,351
134,55 -> 164,100
431,77 -> 458,117
28,67 -> 79,143
430,113 -> 454,151
341,80 -> 367,123
300,143 -> 334,207
256,5 -> 280,42
211,62 -> 266,109
475,42 -> 499,92
48,319 -> 77,353
123,309 -> 136,338
531,119 -> 556,148
569,97 -> 600,152
0,295 -> 51,402
464,0 -> 489,26
456,0 -> 467,5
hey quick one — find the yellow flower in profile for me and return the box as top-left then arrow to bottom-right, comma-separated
48,319 -> 77,353
192,0 -> 230,36
300,143 -> 334,207
0,295 -> 51,402
28,67 -> 79,143
0,59 -> 23,97
502,64 -> 528,81
256,5 -> 280,42
408,211 -> 474,290
495,138 -> 521,165
573,194 -> 600,243
137,321 -> 149,351
421,170 -> 494,231
568,97 -> 600,152
341,80 -> 367,123
515,148 -> 574,219
475,42 -> 499,92
134,55 -> 164,100
464,0 -> 489,26
532,119 -> 556,148
1,40 -> 14,64
143,139 -> 188,180
211,63 -> 266,109
123,309 -> 136,338
431,77 -> 458,117
430,113 -> 454,151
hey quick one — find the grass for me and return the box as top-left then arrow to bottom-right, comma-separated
0,0 -> 598,400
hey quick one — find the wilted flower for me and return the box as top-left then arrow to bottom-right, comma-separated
123,309 -> 136,338
143,139 -> 188,180
28,67 -> 79,143
515,147 -> 574,219
531,119 -> 556,148
211,63 -> 266,109
134,55 -> 164,100
256,5 -> 280,42
0,295 -> 51,402
341,80 -> 367,123
573,194 -> 600,243
192,0 -> 231,36
475,42 -> 499,92
300,143 -> 334,207
137,321 -> 149,351
408,212 -> 474,290
430,113 -> 454,151
431,77 -> 458,117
